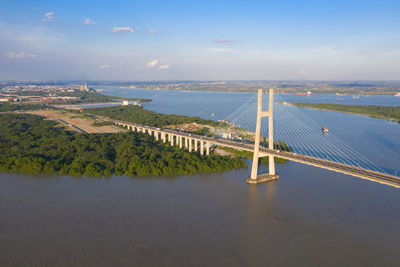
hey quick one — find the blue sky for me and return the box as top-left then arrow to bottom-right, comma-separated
0,0 -> 399,80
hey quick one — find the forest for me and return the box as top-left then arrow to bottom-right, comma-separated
0,113 -> 246,177
291,103 -> 400,122
56,91 -> 150,104
3,91 -> 150,104
87,105 -> 223,127
0,103 -> 49,112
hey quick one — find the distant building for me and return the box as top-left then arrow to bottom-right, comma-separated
122,100 -> 129,106
80,83 -> 90,92
222,132 -> 232,139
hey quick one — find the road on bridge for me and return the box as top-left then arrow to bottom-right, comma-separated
97,115 -> 400,189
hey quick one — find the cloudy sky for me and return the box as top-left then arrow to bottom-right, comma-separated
0,0 -> 399,81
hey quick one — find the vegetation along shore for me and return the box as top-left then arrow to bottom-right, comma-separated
0,113 -> 246,177
289,103 -> 400,123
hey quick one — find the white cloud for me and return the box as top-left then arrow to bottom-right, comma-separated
145,59 -> 159,68
214,38 -> 234,43
141,59 -> 170,70
42,11 -> 54,22
84,18 -> 95,25
207,47 -> 235,52
98,64 -> 121,69
112,26 -> 135,33
5,52 -> 37,59
158,64 -> 170,70
147,28 -> 158,35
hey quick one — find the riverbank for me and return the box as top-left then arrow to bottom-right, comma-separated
0,113 -> 246,177
287,103 -> 400,123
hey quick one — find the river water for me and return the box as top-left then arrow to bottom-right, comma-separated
1,88 -> 400,266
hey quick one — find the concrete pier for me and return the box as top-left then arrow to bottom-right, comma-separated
246,173 -> 279,184
200,141 -> 204,155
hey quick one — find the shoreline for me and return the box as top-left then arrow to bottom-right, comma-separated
114,86 -> 400,95
284,102 -> 400,122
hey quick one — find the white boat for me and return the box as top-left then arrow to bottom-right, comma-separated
395,92 -> 400,97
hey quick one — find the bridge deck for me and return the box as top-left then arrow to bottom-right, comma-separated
109,119 -> 400,188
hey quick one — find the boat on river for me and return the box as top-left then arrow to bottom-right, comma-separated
294,91 -> 312,96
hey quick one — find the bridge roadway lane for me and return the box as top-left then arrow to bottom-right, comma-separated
109,119 -> 400,188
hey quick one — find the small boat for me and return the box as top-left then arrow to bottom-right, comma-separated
395,92 -> 400,97
322,126 -> 329,133
352,95 -> 360,99
210,113 -> 215,117
336,93 -> 348,96
294,91 -> 312,96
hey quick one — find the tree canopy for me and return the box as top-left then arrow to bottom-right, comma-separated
291,103 -> 400,123
87,105 -> 222,127
0,113 -> 246,177
0,103 -> 48,112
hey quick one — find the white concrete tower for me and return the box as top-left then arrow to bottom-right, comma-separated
247,88 -> 279,184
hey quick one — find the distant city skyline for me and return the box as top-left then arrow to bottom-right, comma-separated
1,0 -> 399,81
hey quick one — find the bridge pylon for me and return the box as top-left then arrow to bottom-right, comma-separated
246,89 -> 279,184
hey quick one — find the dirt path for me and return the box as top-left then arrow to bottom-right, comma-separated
24,110 -> 125,133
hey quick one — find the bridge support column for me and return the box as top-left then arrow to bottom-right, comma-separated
206,142 -> 210,155
189,139 -> 192,152
247,89 -> 279,184
179,136 -> 183,148
185,137 -> 189,149
161,132 -> 166,143
170,135 -> 174,146
200,141 -> 204,155
194,140 -> 198,152
155,131 -> 159,140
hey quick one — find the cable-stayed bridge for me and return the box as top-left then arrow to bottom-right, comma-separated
110,89 -> 400,188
